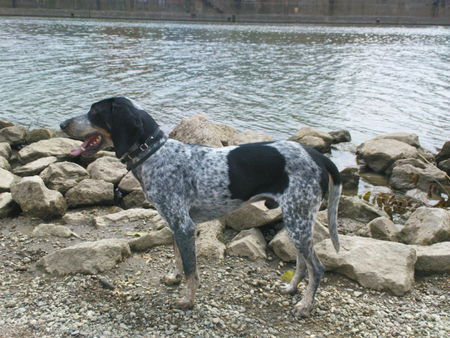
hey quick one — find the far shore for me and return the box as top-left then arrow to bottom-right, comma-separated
0,8 -> 449,26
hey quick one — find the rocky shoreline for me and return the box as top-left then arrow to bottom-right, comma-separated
0,115 -> 449,337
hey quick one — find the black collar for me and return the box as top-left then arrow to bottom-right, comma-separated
120,128 -> 167,171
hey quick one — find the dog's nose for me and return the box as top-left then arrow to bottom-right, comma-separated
60,119 -> 70,130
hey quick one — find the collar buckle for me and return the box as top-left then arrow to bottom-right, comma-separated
139,143 -> 149,151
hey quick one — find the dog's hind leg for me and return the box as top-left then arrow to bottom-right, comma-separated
280,251 -> 307,295
282,200 -> 324,317
293,239 -> 324,317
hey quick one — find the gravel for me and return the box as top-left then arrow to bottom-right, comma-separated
0,215 -> 449,337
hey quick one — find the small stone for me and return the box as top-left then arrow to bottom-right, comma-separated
227,228 -> 267,260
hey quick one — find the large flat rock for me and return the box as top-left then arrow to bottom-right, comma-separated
357,138 -> 418,173
315,235 -> 416,296
37,239 -> 131,275
399,207 -> 450,245
411,242 -> 450,273
18,137 -> 82,163
93,208 -> 166,228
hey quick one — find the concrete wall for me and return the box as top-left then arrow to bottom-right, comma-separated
0,0 -> 448,25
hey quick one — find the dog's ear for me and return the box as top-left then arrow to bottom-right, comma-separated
110,101 -> 144,158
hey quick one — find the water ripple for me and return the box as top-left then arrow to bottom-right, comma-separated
0,17 -> 449,150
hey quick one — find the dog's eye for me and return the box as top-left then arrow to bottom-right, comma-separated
88,109 -> 111,131
88,109 -> 96,118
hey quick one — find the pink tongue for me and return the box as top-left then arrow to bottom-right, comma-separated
70,138 -> 91,156
70,147 -> 84,156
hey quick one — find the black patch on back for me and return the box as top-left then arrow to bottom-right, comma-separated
302,146 -> 341,197
227,143 -> 289,201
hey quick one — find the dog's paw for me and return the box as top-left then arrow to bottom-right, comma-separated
161,273 -> 182,286
280,283 -> 297,295
294,301 -> 313,318
176,297 -> 195,310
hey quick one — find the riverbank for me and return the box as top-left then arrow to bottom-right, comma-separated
0,114 -> 449,336
0,116 -> 450,337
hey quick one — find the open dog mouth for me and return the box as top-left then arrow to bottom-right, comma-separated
70,133 -> 103,156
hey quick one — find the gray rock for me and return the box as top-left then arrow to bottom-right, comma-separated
0,142 -> 11,159
32,223 -> 77,238
405,188 -> 430,205
65,179 -> 114,208
10,176 -> 67,219
18,138 -> 82,163
289,127 -> 333,153
411,242 -> 450,273
0,168 -> 17,192
329,129 -> 351,144
62,211 -> 95,226
227,228 -> 267,260
356,138 -> 418,173
437,158 -> 450,175
221,201 -> 282,231
0,120 -> 15,129
196,220 -> 226,262
169,114 -> 228,147
13,156 -> 57,176
399,207 -> 450,245
316,208 -> 369,236
229,131 -> 273,145
339,196 -> 388,224
26,128 -> 53,144
340,167 -> 360,191
122,190 -> 152,209
389,159 -> 449,193
128,227 -> 173,252
372,133 -> 421,148
316,235 -> 416,295
87,157 -> 127,184
435,140 -> 450,163
169,114 -> 273,148
37,239 -> 131,275
0,192 -> 18,218
368,217 -> 399,242
62,206 -> 122,226
118,172 -> 141,192
94,208 -> 167,228
269,221 -> 329,262
387,157 -> 425,173
0,125 -> 28,145
40,161 -> 89,193
78,150 -> 116,167
0,156 -> 10,170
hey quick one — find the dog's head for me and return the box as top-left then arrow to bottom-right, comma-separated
60,97 -> 159,158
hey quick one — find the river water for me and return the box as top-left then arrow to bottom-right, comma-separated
0,17 -> 449,152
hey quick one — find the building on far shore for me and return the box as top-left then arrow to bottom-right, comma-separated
0,0 -> 448,25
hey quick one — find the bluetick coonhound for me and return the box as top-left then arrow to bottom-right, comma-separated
60,97 -> 341,316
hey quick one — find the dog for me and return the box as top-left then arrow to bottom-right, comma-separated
60,96 -> 341,316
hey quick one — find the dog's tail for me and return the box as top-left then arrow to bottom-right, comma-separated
324,158 -> 342,252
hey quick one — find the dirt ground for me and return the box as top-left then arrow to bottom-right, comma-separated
0,213 -> 448,337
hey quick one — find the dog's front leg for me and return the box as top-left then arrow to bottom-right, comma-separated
151,192 -> 199,309
172,222 -> 199,309
161,241 -> 183,286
